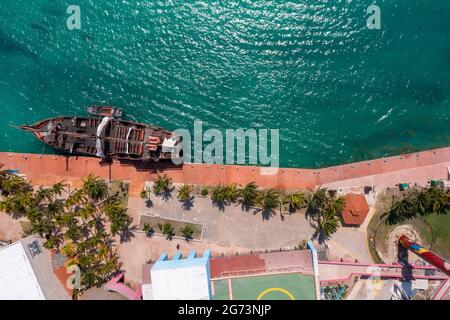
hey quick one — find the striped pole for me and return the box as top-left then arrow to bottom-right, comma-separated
399,235 -> 450,277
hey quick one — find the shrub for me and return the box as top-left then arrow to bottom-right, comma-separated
177,184 -> 193,202
200,187 -> 209,196
153,174 -> 172,194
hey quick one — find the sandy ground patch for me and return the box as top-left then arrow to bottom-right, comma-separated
127,195 -> 315,250
0,213 -> 24,242
116,233 -> 251,285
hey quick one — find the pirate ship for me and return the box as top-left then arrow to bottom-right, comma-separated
20,106 -> 182,162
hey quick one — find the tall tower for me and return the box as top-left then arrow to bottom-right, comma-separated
399,235 -> 450,277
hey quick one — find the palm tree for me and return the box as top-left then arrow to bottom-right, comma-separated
180,225 -> 194,241
0,196 -> 15,214
55,211 -> 77,228
0,174 -> 30,195
385,194 -> 416,224
143,223 -> 154,237
82,174 -> 108,201
45,200 -> 65,220
0,165 -> 7,186
306,187 -> 328,219
315,212 -> 339,240
109,212 -> 132,236
200,187 -> 209,196
257,189 -> 280,210
158,223 -> 174,239
325,195 -> 345,216
36,187 -> 55,204
81,269 -> 103,289
77,204 -> 96,222
211,185 -> 227,204
224,184 -> 239,202
412,188 -> 431,215
282,192 -> 306,213
152,174 -> 172,195
52,181 -> 67,197
177,184 -> 193,202
26,208 -> 44,224
0,172 -> 134,292
44,231 -> 63,250
426,186 -> 448,214
61,242 -> 78,258
64,225 -> 82,242
445,191 -> 450,214
31,218 -> 53,237
66,189 -> 88,207
140,189 -> 149,200
103,196 -> 125,219
0,192 -> 33,217
98,251 -> 120,278
238,182 -> 259,207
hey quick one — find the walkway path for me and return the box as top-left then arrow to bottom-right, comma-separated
0,147 -> 448,196
129,196 -> 315,250
319,260 -> 448,284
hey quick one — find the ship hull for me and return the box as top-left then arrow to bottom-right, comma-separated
21,115 -> 181,162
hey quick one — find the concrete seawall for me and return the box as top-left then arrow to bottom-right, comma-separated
0,147 -> 449,196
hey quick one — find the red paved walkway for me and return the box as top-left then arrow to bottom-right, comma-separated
209,250 -> 314,279
0,146 -> 449,196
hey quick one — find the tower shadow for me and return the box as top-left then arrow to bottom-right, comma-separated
397,242 -> 414,280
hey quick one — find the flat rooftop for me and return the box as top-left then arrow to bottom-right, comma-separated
0,237 -> 69,300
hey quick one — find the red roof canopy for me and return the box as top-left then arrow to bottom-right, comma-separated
341,194 -> 370,226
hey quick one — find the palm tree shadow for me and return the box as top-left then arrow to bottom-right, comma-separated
165,233 -> 174,241
8,211 -> 23,220
119,224 -> 138,243
308,220 -> 328,245
181,198 -> 194,210
81,224 -> 91,239
145,199 -> 153,208
212,200 -> 226,212
381,211 -> 401,225
144,231 -> 155,238
397,242 -> 409,265
253,208 -> 275,220
160,189 -> 173,202
104,236 -> 116,247
317,232 -> 330,245
239,202 -> 253,212
397,244 -> 414,279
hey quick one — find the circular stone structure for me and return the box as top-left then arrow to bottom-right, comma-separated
383,225 -> 430,264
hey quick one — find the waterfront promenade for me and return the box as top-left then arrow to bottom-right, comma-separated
0,147 -> 449,196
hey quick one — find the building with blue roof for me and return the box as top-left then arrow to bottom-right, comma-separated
147,250 -> 212,300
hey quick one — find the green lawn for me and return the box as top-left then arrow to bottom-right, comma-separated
371,213 -> 450,262
108,180 -> 129,207
368,190 -> 450,263
423,213 -> 450,260
373,216 -> 432,260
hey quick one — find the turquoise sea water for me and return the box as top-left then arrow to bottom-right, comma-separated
0,0 -> 449,168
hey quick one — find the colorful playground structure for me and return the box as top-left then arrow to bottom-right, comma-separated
103,273 -> 142,300
399,235 -> 450,277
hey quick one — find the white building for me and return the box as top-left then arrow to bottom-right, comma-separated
0,236 -> 70,300
143,250 -> 211,300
